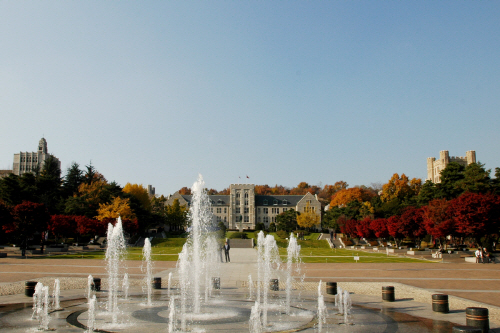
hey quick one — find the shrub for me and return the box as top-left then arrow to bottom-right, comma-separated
227,232 -> 248,239
269,222 -> 276,232
276,230 -> 288,239
255,222 -> 265,231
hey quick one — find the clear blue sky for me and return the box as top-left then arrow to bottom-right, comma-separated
1,1 -> 499,195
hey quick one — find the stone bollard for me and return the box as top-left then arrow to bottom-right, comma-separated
25,281 -> 38,297
270,279 -> 279,291
326,282 -> 337,295
92,278 -> 101,291
452,326 -> 483,333
465,307 -> 489,333
382,286 -> 395,302
212,277 -> 220,290
153,277 -> 161,289
432,294 -> 449,313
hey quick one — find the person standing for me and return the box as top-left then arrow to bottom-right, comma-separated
223,241 -> 230,263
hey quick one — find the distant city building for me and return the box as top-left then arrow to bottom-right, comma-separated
0,170 -> 13,179
427,150 -> 476,183
13,138 -> 61,176
165,183 -> 322,231
147,185 -> 156,197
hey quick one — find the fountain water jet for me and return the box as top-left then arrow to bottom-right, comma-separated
343,289 -> 352,324
248,274 -> 253,300
176,174 -> 219,327
86,295 -> 97,333
249,301 -> 262,333
122,273 -> 129,300
317,280 -> 327,332
167,272 -> 172,296
87,275 -> 93,302
259,233 -> 281,327
168,297 -> 177,333
286,232 -> 301,315
142,238 -> 153,306
52,278 -> 61,310
105,217 -> 126,324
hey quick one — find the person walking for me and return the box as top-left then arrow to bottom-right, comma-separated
223,241 -> 230,263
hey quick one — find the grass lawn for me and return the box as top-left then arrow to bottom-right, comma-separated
44,234 -> 434,263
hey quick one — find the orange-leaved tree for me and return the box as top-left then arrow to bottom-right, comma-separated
96,197 -> 136,221
380,173 -> 422,203
123,183 -> 151,211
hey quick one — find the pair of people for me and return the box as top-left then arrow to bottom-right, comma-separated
475,248 -> 495,263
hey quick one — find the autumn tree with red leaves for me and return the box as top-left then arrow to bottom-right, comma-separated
422,198 -> 454,247
11,201 -> 50,253
369,218 -> 389,239
398,207 -> 426,246
387,215 -> 404,247
449,192 -> 500,244
356,217 -> 374,239
48,215 -> 77,242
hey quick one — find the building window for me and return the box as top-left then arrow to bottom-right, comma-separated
263,208 -> 268,214
217,216 -> 221,222
224,208 -> 227,213
273,199 -> 278,205
263,200 -> 268,205
244,207 -> 249,214
244,199 -> 249,206
224,217 -> 227,222
283,208 -> 288,212
283,199 -> 288,205
236,192 -> 240,198
258,217 -> 261,222
236,200 -> 240,205
257,208 -> 260,214
218,199 -> 222,205
263,216 -> 269,223
236,207 -> 240,214
217,208 -> 222,213
244,215 -> 249,222
244,192 -> 248,198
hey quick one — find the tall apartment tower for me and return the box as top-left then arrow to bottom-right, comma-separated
427,150 -> 476,183
13,138 -> 61,176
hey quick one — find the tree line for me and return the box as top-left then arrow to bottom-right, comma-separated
323,163 -> 500,250
0,159 -> 180,248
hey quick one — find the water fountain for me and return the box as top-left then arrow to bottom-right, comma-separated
286,232 -> 301,315
167,272 -> 172,296
336,285 -> 344,315
87,275 -> 93,302
86,295 -> 97,333
343,289 -> 353,324
248,274 -> 253,300
249,301 -> 262,333
176,174 -> 220,328
317,280 -> 327,333
105,217 -> 127,324
142,238 -> 153,306
168,297 -> 177,333
52,278 -> 61,310
122,273 -> 129,300
32,282 -> 50,331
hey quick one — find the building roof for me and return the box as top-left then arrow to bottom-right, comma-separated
254,195 -> 304,207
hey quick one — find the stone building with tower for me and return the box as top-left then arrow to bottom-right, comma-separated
427,150 -> 476,183
12,138 -> 61,176
165,183 -> 322,231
